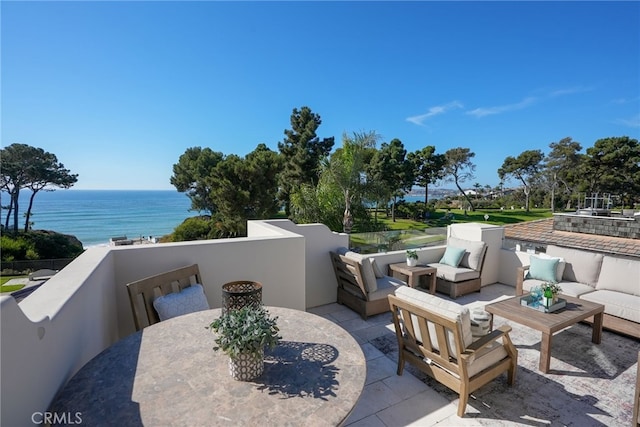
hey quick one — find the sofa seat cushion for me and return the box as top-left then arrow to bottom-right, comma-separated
394,286 -> 473,356
368,276 -> 405,301
596,256 -> 640,296
546,245 -> 603,287
580,290 -> 640,323
429,263 -> 480,282
521,279 -> 595,298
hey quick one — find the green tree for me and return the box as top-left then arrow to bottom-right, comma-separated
323,131 -> 378,232
544,137 -> 583,212
444,147 -> 476,211
209,144 -> 282,236
407,146 -> 446,205
1,143 -> 78,232
170,147 -> 224,215
277,106 -> 334,215
369,138 -> 413,222
498,149 -> 544,212
581,136 -> 640,207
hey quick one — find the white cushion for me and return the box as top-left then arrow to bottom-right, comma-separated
522,279 -> 594,298
580,290 -> 640,323
345,251 -> 378,293
596,256 -> 640,296
546,245 -> 603,287
153,284 -> 210,321
447,236 -> 486,271
429,263 -> 479,282
394,286 -> 473,355
370,258 -> 385,279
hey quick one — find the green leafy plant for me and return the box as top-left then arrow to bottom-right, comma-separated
541,282 -> 562,294
406,249 -> 418,260
208,305 -> 281,360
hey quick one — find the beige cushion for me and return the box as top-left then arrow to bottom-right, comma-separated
447,236 -> 486,271
369,276 -> 405,301
466,341 -> 509,378
370,258 -> 386,279
394,286 -> 473,355
580,290 -> 640,323
596,256 -> 640,296
345,251 -> 378,293
546,245 -> 603,287
430,263 -> 480,282
522,279 -> 595,298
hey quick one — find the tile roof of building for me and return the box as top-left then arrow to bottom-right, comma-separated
503,218 -> 640,258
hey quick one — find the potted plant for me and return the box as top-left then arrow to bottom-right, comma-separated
208,304 -> 281,381
541,282 -> 562,306
406,249 -> 419,267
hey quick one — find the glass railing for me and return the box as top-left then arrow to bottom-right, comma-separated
349,227 -> 447,254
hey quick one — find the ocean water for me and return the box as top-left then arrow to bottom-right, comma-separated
1,190 -> 195,248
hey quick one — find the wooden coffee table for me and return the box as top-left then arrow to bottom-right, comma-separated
387,263 -> 437,294
485,294 -> 604,373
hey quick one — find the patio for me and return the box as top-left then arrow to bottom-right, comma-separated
312,283 -> 638,426
1,219 -> 638,425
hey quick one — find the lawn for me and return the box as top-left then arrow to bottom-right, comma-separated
1,276 -> 26,293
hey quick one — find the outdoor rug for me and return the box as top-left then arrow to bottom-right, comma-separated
371,319 -> 639,426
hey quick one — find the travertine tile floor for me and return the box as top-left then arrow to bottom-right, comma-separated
308,283 -> 517,427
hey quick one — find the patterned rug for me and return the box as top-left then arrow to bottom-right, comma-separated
371,319 -> 639,426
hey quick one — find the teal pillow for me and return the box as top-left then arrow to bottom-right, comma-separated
526,256 -> 559,283
439,246 -> 466,267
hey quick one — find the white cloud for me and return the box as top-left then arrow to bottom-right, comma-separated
406,101 -> 463,126
548,86 -> 593,97
466,97 -> 537,118
615,113 -> 640,128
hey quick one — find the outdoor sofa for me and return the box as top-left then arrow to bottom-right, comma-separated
516,244 -> 640,339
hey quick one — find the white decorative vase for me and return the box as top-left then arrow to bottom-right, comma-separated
407,258 -> 417,267
228,349 -> 264,381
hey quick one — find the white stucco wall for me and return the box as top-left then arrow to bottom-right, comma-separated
448,223 -> 505,286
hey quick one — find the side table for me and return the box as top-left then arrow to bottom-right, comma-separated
388,262 -> 437,294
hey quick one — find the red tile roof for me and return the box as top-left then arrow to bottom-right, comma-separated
503,218 -> 640,257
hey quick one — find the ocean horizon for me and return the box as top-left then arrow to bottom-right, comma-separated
1,189 -> 439,249
1,190 -> 195,248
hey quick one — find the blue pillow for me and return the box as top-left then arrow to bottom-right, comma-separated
439,246 -> 466,267
153,284 -> 210,321
525,256 -> 559,283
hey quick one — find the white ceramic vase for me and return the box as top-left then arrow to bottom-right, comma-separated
406,258 -> 417,267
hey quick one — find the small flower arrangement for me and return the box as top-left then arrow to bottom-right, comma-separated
541,282 -> 562,295
406,249 -> 418,260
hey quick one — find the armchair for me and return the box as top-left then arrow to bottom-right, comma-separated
388,286 -> 518,417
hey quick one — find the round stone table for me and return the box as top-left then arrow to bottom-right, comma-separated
48,307 -> 366,426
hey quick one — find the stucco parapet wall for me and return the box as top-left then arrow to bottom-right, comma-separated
553,213 -> 640,239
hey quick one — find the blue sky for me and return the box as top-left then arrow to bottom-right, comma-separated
3,1 -> 639,190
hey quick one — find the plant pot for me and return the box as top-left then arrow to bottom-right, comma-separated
228,349 -> 264,381
406,258 -> 417,267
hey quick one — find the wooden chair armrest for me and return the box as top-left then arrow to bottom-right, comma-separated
464,325 -> 513,354
515,265 -> 530,296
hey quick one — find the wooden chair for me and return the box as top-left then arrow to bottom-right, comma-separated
126,264 -> 203,331
388,287 -> 518,417
330,251 -> 404,319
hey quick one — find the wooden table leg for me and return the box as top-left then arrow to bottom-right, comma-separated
539,332 -> 552,373
429,273 -> 436,294
407,272 -> 416,288
592,312 -> 604,344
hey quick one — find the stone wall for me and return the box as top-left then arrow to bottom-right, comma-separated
553,214 -> 640,239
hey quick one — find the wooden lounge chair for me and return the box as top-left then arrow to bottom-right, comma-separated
330,250 -> 405,319
126,264 -> 205,331
388,286 -> 518,417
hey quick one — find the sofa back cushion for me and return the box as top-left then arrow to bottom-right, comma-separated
447,236 -> 487,271
394,286 -> 473,355
596,256 -> 640,296
344,251 -> 378,293
546,245 -> 604,287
